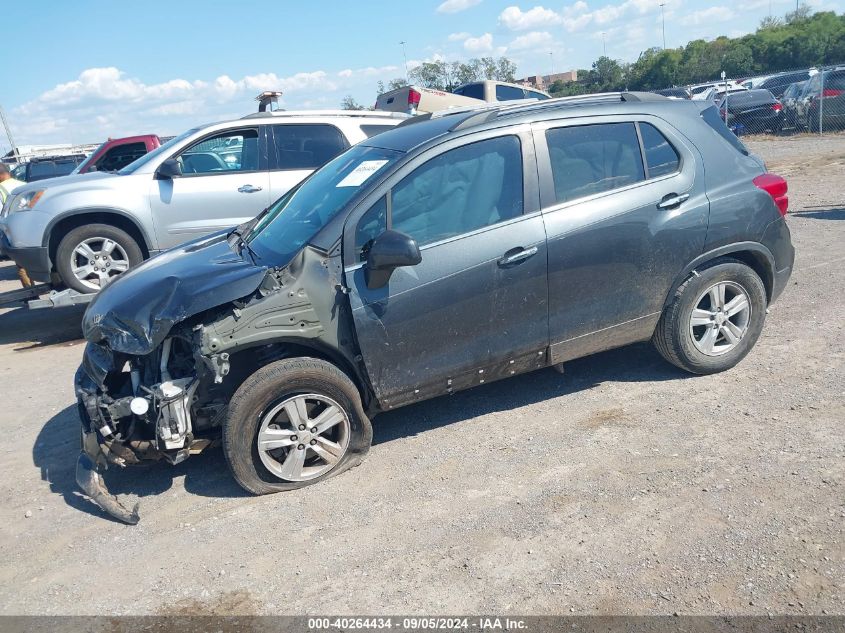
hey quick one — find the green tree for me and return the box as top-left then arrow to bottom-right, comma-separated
340,95 -> 366,110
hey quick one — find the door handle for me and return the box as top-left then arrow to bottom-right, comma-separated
238,185 -> 263,193
498,246 -> 538,267
657,193 -> 690,209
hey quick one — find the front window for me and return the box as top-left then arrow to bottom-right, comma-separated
247,145 -> 402,264
118,128 -> 199,175
179,128 -> 258,174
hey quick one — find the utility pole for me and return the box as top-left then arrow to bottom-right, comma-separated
659,2 -> 667,50
601,32 -> 607,57
549,51 -> 554,76
0,106 -> 20,164
399,41 -> 409,82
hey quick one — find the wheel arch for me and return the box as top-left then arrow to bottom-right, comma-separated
224,338 -> 374,410
665,242 -> 775,308
45,209 -> 154,268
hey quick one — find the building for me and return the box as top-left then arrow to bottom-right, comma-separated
519,70 -> 578,91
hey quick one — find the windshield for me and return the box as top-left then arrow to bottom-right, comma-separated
247,145 -> 402,264
73,141 -> 107,174
118,128 -> 199,174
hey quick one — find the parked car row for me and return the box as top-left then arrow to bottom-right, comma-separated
781,67 -> 845,132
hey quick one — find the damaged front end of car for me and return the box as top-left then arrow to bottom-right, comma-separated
72,230 -> 363,524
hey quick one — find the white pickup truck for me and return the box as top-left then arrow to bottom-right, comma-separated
376,80 -> 550,115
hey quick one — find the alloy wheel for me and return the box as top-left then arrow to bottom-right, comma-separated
69,237 -> 131,291
689,281 -> 752,356
256,393 -> 351,482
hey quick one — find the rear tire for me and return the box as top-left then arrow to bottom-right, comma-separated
653,259 -> 767,375
55,224 -> 143,293
223,358 -> 372,495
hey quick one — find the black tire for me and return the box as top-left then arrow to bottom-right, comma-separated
223,357 -> 372,495
55,223 -> 143,293
653,258 -> 767,375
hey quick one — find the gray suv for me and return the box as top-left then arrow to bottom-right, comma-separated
0,110 -> 404,292
74,93 -> 794,523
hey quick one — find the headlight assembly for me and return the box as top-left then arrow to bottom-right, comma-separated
10,189 -> 46,212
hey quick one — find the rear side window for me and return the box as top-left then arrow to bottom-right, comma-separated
98,142 -> 147,171
526,90 -> 550,100
390,136 -> 524,246
700,106 -> 749,155
826,71 -> 845,90
495,84 -> 526,101
272,124 -> 348,170
361,124 -> 394,138
29,161 -> 60,179
545,123 -> 645,204
454,83 -> 484,99
639,123 -> 680,178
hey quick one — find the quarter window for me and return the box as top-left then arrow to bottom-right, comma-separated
545,123 -> 645,204
639,123 -> 680,178
390,136 -> 524,247
272,124 -> 348,170
179,129 -> 259,174
495,84 -> 527,101
454,83 -> 484,100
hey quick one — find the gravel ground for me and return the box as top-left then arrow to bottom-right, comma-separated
0,133 -> 842,616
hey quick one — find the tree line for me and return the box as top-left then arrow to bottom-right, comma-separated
551,5 -> 845,96
342,5 -> 844,108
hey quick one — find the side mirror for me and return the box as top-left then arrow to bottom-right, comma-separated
365,229 -> 422,289
156,158 -> 182,179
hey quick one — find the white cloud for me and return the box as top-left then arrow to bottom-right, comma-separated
10,65 -> 401,145
509,31 -> 555,51
436,0 -> 482,14
448,31 -> 472,41
499,6 -> 564,30
685,6 -> 736,25
463,33 -> 495,53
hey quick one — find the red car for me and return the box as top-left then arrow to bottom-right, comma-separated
75,134 -> 167,174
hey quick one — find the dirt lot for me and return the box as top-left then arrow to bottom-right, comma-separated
0,133 -> 842,616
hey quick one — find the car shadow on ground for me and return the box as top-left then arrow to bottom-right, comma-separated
791,208 -> 845,220
33,404 -> 250,523
34,341 -> 686,522
0,304 -> 86,349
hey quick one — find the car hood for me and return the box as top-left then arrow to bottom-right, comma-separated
83,231 -> 267,355
12,171 -> 119,195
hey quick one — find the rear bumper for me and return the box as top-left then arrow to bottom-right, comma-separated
1,234 -> 51,281
762,216 -> 794,303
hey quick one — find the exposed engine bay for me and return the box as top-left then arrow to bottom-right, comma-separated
73,239 -> 365,524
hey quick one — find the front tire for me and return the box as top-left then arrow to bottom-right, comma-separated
653,259 -> 767,375
223,358 -> 372,495
55,224 -> 143,293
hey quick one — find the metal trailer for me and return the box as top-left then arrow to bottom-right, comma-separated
0,284 -> 95,310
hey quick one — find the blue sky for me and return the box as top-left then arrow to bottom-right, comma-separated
4,0 -> 842,149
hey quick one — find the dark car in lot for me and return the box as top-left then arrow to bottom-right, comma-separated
73,93 -> 794,524
719,89 -> 784,134
757,70 -> 812,99
15,155 -> 86,182
798,67 -> 845,132
781,81 -> 807,129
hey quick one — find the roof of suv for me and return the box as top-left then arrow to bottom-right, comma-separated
242,109 -> 408,121
363,91 -> 687,153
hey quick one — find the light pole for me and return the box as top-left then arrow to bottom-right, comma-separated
601,32 -> 607,57
399,41 -> 409,82
659,2 -> 667,50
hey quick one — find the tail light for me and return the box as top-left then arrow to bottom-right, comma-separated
821,88 -> 843,98
753,173 -> 788,216
771,102 -> 783,112
408,89 -> 422,108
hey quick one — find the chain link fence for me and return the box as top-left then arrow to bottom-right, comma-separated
661,63 -> 845,137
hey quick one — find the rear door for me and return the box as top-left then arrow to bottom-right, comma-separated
535,116 -> 710,363
266,123 -> 349,202
148,126 -> 270,248
345,129 -> 549,407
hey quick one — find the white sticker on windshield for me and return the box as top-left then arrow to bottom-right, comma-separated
336,160 -> 389,187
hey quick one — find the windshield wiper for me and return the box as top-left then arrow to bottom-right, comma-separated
226,226 -> 260,263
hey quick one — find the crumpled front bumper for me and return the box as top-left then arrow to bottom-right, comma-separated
74,362 -> 144,525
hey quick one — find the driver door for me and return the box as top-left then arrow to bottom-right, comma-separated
344,131 -> 549,409
148,126 -> 270,249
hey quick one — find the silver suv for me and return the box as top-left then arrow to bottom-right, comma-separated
0,110 -> 404,292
